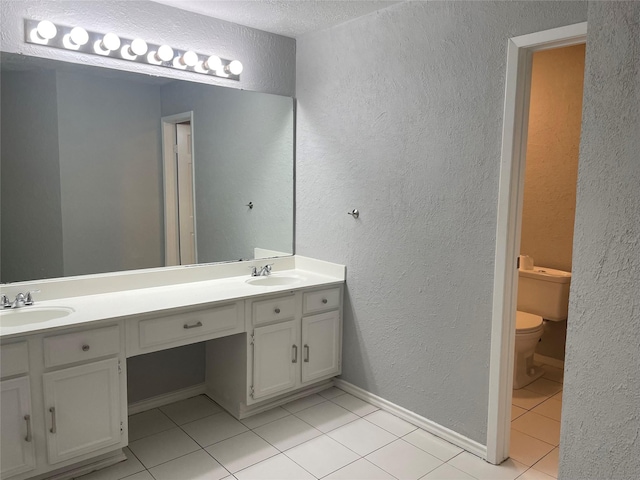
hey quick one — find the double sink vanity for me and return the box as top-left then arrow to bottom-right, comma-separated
0,256 -> 346,480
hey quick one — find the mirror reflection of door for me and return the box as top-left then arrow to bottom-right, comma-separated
175,122 -> 196,265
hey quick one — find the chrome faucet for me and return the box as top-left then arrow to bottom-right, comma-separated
1,291 -> 38,309
250,264 -> 273,277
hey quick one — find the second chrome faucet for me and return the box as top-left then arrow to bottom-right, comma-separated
250,264 -> 273,277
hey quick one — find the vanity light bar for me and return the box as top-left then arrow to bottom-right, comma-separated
24,19 -> 243,81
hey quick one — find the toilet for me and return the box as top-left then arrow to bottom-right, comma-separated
513,266 -> 571,389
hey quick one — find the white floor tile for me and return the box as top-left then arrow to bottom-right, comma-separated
531,398 -> 562,422
285,435 -> 359,478
77,447 -> 145,480
448,452 -> 528,480
511,412 -> 561,446
282,394 -> 327,414
128,409 -> 175,442
318,387 -> 347,399
148,449 -> 229,480
523,379 -> 562,397
325,458 -> 395,479
206,431 -> 279,473
253,414 -> 322,451
517,467 -> 557,480
364,409 -> 418,436
240,407 -> 290,429
541,366 -> 564,384
328,418 -> 396,456
330,393 -> 379,416
511,389 -> 548,410
122,472 -> 153,480
182,412 -> 249,447
234,454 -> 314,480
512,405 -> 527,421
294,400 -> 358,433
420,462 -> 475,479
403,429 -> 464,462
159,395 -> 222,425
531,447 -> 559,478
509,430 -> 555,467
128,427 -> 200,469
366,439 -> 442,480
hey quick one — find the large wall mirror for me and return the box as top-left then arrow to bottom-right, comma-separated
0,53 -> 294,284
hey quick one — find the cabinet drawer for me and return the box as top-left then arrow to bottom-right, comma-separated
303,288 -> 341,315
252,294 -> 296,326
44,325 -> 120,368
138,303 -> 242,350
0,342 -> 29,378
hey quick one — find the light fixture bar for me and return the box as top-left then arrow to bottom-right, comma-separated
24,19 -> 242,81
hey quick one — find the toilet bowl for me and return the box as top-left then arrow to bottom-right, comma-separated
513,311 -> 544,389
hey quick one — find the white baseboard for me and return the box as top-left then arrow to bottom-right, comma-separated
334,379 -> 487,460
45,450 -> 126,480
128,383 -> 207,415
534,353 -> 565,369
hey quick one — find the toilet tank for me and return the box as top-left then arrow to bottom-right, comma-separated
517,266 -> 571,321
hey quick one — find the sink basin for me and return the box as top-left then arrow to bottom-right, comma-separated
0,306 -> 75,327
245,275 -> 304,287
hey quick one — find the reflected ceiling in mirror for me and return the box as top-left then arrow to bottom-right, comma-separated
0,53 -> 294,283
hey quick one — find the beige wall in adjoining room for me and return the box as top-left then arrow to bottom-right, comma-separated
520,44 -> 586,273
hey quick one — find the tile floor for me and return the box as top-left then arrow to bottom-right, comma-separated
77,378 -> 563,480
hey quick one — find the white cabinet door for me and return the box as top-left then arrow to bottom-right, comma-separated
1,377 -> 36,478
43,358 -> 121,465
252,320 -> 299,400
301,311 -> 341,384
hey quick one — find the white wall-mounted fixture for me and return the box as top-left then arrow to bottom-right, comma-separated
24,19 -> 242,81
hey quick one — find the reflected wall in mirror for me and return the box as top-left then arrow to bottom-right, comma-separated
0,53 -> 294,283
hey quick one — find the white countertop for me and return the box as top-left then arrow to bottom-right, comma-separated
0,258 -> 345,339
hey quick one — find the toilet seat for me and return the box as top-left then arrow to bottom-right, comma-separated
516,311 -> 543,333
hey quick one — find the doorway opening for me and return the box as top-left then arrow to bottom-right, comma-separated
161,112 -> 197,266
487,22 -> 587,466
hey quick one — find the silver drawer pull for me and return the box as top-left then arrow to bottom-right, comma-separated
322,298 -> 328,304
184,321 -> 203,329
82,344 -> 90,352
274,308 -> 281,314
49,407 -> 56,434
292,344 -> 298,363
24,414 -> 32,442
304,344 -> 310,362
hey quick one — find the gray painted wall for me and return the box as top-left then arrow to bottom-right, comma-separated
296,1 -> 587,444
0,0 -> 295,97
1,70 -> 64,283
160,82 -> 294,263
56,70 -> 164,276
560,2 -> 640,479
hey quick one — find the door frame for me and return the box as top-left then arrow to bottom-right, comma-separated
161,112 -> 197,266
486,22 -> 587,464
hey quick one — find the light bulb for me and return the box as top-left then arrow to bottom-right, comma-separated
156,45 -> 174,62
180,51 -> 198,67
101,33 -> 121,51
204,55 -> 222,71
225,60 -> 243,75
36,20 -> 57,40
69,27 -> 88,46
130,38 -> 148,56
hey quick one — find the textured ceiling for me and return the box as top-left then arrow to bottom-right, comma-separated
151,0 -> 401,38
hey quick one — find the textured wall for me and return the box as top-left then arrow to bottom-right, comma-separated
521,45 -> 585,273
0,70 -> 64,282
160,82 -> 294,262
560,2 -> 640,479
296,1 -> 587,444
0,0 -> 295,97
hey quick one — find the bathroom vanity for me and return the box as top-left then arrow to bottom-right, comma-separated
0,256 -> 345,480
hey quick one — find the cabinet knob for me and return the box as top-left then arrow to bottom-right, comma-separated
82,345 -> 90,352
274,308 -> 281,314
322,298 -> 328,304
